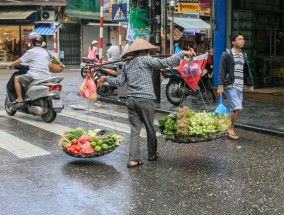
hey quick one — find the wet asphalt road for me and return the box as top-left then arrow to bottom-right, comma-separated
0,68 -> 284,215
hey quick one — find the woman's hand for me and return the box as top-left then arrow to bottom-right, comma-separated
183,49 -> 196,57
97,76 -> 106,86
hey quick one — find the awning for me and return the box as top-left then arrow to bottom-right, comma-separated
65,9 -> 112,22
0,10 -> 35,19
33,24 -> 54,35
168,17 -> 210,30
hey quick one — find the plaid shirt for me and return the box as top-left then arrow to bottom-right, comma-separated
105,52 -> 184,99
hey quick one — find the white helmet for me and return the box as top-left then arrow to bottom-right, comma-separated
92,40 -> 98,45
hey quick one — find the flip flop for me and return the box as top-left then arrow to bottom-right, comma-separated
227,132 -> 240,140
12,100 -> 24,104
148,152 -> 159,161
127,160 -> 144,168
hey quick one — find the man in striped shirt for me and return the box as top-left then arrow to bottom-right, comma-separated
217,32 -> 254,140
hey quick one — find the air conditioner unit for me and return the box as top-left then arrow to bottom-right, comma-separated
41,11 -> 55,21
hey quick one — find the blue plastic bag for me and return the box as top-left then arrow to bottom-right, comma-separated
174,43 -> 182,54
214,96 -> 229,116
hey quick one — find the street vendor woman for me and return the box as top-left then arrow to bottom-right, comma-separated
98,38 -> 195,168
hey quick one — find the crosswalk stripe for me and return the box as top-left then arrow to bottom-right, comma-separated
0,111 -> 69,136
68,104 -> 159,125
0,130 -> 50,158
0,110 -> 161,138
59,110 -> 162,138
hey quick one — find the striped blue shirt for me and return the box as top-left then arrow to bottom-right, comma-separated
231,48 -> 244,92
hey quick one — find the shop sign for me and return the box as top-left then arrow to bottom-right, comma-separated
0,12 -> 38,25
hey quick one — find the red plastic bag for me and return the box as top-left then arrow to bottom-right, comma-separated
176,53 -> 208,91
80,71 -> 97,100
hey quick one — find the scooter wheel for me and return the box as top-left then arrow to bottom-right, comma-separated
97,86 -> 114,97
81,67 -> 88,78
166,80 -> 185,106
4,97 -> 16,116
41,109 -> 57,123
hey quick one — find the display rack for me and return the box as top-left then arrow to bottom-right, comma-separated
0,50 -> 6,62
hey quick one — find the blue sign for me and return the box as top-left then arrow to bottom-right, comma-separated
104,0 -> 109,12
112,3 -> 127,23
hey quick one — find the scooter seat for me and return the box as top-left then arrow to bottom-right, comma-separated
26,76 -> 64,89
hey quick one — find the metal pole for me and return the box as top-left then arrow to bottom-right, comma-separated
118,22 -> 122,54
170,8 -> 174,55
99,0 -> 104,64
53,22 -> 57,59
161,0 -> 167,55
274,27 -> 276,57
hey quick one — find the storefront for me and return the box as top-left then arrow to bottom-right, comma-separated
214,0 -> 284,97
231,0 -> 284,89
0,11 -> 39,62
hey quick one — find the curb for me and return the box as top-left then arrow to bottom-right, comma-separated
97,96 -> 284,138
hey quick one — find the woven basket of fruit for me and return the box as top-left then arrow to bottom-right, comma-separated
59,128 -> 124,158
49,58 -> 65,73
159,107 -> 230,144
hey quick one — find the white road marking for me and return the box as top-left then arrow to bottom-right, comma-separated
0,111 -> 69,136
0,110 -> 161,139
59,110 -> 161,138
68,104 -> 159,125
0,130 -> 50,158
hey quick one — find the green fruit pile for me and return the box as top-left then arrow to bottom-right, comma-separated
90,132 -> 123,153
159,107 -> 231,140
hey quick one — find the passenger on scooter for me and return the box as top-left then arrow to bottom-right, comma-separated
9,34 -> 52,104
87,40 -> 99,62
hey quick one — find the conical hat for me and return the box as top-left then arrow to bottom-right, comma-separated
123,38 -> 158,57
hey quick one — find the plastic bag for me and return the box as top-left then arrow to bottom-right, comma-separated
80,75 -> 97,100
174,43 -> 182,54
182,62 -> 201,77
214,96 -> 229,116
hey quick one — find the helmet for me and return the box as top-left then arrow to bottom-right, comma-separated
30,34 -> 43,47
92,40 -> 98,45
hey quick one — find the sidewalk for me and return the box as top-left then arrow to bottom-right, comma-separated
97,90 -> 284,137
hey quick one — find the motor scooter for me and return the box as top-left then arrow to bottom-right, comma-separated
86,64 -> 118,97
80,57 -> 101,78
5,64 -> 64,123
160,53 -> 216,106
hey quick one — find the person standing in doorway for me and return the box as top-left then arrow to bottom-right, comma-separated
98,38 -> 195,168
106,42 -> 121,62
121,39 -> 129,56
217,32 -> 254,140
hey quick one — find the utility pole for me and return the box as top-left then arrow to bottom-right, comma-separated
161,0 -> 167,55
99,0 -> 104,64
169,0 -> 175,55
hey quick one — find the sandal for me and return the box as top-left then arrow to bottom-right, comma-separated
227,132 -> 240,140
148,152 -> 159,161
127,160 -> 144,168
12,100 -> 24,104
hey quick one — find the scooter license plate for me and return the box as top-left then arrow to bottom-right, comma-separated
52,99 -> 63,108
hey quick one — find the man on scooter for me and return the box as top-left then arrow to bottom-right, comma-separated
9,34 -> 52,104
